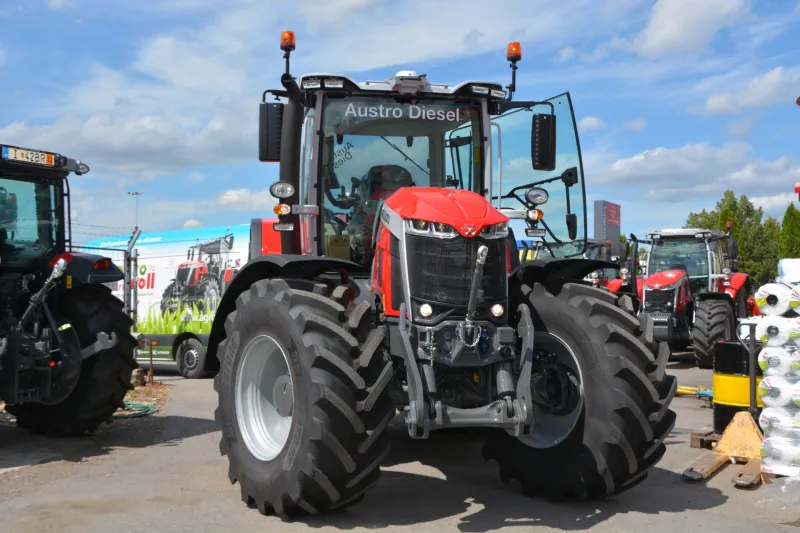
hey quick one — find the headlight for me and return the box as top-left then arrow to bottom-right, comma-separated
269,181 -> 295,199
406,219 -> 457,238
525,187 -> 549,205
480,221 -> 508,238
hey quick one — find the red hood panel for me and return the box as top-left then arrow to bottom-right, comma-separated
384,187 -> 508,237
644,269 -> 686,289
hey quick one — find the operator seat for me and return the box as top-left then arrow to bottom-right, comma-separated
363,165 -> 414,268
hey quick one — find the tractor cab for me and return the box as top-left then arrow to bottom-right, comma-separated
644,227 -> 738,298
0,144 -> 91,272
261,34 -> 589,274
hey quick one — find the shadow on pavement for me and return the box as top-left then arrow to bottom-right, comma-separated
0,368 -> 218,474
300,423 -> 729,532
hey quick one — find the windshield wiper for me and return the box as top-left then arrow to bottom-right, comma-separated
380,136 -> 430,176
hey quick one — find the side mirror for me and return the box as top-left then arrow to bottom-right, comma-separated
531,113 -> 556,171
566,213 -> 577,240
259,102 -> 284,162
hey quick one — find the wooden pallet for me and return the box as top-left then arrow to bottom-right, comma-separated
689,429 -> 722,450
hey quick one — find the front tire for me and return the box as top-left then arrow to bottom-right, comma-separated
6,285 -> 139,436
691,299 -> 735,369
214,278 -> 396,519
482,282 -> 676,500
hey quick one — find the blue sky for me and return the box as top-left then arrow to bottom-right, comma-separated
1,0 -> 799,245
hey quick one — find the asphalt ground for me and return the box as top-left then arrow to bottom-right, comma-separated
1,355 -> 798,533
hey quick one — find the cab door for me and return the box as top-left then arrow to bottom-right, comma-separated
488,93 -> 588,259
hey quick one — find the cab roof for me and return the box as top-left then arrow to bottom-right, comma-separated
647,228 -> 727,240
0,143 -> 90,176
298,71 -> 508,98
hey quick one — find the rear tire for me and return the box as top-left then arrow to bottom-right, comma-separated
482,281 -> 676,500
6,285 -> 138,436
691,299 -> 735,369
214,278 -> 396,519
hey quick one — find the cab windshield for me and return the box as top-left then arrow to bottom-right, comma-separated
648,239 -> 709,278
319,95 -> 483,267
0,174 -> 61,267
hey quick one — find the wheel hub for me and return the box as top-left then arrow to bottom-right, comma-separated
273,375 -> 294,417
517,332 -> 584,449
183,348 -> 199,370
234,334 -> 295,462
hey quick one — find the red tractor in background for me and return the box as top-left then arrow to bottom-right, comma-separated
199,32 -> 676,519
160,233 -> 239,316
609,226 -> 754,368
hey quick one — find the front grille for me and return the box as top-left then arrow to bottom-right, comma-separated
643,287 -> 674,313
405,234 -> 507,307
176,267 -> 191,284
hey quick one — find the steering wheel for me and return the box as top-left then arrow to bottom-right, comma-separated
324,208 -> 348,230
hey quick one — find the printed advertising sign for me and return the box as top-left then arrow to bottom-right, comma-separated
82,223 -> 251,360
593,200 -> 622,257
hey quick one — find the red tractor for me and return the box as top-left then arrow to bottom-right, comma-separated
160,233 -> 238,316
619,227 -> 753,368
199,32 -> 676,518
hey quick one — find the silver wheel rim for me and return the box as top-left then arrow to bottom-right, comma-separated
183,347 -> 199,371
235,334 -> 295,462
518,331 -> 584,449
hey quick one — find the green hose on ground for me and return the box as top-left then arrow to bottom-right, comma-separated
114,401 -> 159,418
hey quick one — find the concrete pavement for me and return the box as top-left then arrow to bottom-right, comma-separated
1,360 -> 798,533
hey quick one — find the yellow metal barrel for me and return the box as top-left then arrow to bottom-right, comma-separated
711,340 -> 763,434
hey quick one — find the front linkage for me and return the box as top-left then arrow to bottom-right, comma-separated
0,258 -> 120,406
399,245 -> 535,439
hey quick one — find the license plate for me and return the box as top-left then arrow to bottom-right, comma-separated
1,146 -> 55,166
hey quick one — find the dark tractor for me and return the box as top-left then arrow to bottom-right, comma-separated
0,143 -> 137,436
200,33 -> 676,518
160,233 -> 237,316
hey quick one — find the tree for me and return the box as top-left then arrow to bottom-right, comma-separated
779,203 -> 800,259
685,190 -> 779,284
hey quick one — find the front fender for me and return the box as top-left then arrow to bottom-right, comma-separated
49,251 -> 124,286
723,272 -> 750,300
696,291 -> 733,304
512,258 -> 619,288
203,254 -> 367,373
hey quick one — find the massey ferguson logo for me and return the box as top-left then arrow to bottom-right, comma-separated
461,224 -> 477,236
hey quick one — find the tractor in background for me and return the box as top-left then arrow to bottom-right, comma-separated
624,226 -> 752,368
201,32 -> 676,518
0,144 -> 137,436
160,233 -> 238,316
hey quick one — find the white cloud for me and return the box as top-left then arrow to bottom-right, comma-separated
2,0 -> 643,187
592,142 -> 800,209
217,188 -> 273,211
48,0 -> 71,9
725,117 -> 752,137
182,219 -> 203,228
623,117 -> 646,131
693,66 -> 800,115
751,193 -> 797,215
557,46 -> 575,62
578,116 -> 606,132
634,0 -> 750,58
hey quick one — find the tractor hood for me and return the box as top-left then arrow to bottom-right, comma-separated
384,187 -> 508,238
178,260 -> 204,269
644,269 -> 687,289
